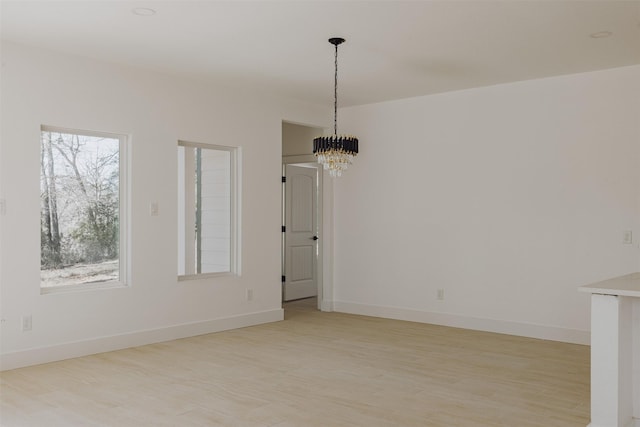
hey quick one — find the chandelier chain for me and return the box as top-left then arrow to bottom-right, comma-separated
334,42 -> 338,136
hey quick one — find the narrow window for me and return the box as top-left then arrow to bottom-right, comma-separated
178,141 -> 238,278
40,126 -> 127,290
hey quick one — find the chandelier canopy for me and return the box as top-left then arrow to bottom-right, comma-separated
313,37 -> 359,178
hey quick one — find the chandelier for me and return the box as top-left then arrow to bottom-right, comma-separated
313,37 -> 359,178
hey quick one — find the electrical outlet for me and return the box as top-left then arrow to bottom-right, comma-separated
246,289 -> 253,301
437,289 -> 445,301
22,315 -> 32,332
623,230 -> 633,244
149,202 -> 159,216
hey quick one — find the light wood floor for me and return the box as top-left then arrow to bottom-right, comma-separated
0,298 -> 590,426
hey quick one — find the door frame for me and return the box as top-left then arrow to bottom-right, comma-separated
282,156 -> 323,310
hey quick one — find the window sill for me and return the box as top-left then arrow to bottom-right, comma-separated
41,281 -> 128,295
178,272 -> 235,282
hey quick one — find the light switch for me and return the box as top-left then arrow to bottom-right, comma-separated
150,202 -> 159,216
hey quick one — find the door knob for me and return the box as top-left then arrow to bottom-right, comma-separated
312,236 -> 319,241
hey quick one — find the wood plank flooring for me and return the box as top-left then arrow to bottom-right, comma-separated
0,298 -> 590,426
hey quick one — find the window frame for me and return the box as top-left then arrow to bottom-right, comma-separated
177,140 -> 240,281
40,125 -> 129,294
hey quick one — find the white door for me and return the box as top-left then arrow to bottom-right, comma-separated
283,164 -> 318,301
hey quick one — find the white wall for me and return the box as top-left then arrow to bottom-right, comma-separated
334,65 -> 640,344
2,42 -> 637,372
0,42 -> 328,369
282,122 -> 320,156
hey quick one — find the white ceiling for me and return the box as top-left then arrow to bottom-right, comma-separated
2,1 -> 640,107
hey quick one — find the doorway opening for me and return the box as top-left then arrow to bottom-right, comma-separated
282,122 -> 324,310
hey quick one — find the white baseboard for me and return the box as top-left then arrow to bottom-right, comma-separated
334,301 -> 590,345
0,308 -> 284,371
589,419 -> 640,427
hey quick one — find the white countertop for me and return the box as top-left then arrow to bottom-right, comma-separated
579,272 -> 640,298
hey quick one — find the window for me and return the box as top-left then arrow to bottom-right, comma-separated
178,141 -> 238,278
40,126 -> 127,290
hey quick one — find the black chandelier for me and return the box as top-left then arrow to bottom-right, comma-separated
313,37 -> 359,177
